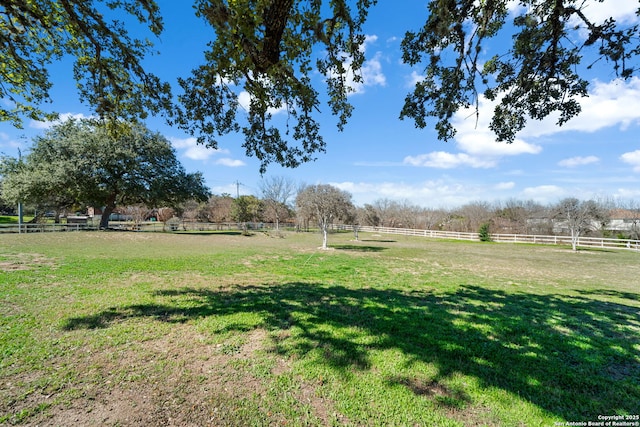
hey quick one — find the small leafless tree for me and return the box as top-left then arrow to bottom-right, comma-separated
625,199 -> 640,240
371,198 -> 397,227
456,201 -> 493,233
122,204 -> 149,227
553,198 -> 608,251
296,184 -> 354,249
359,204 -> 380,227
206,194 -> 234,226
181,199 -> 203,229
260,176 -> 296,231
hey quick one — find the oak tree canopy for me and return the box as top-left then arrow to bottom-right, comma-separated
0,0 -> 171,126
0,119 -> 210,228
2,1 -> 639,171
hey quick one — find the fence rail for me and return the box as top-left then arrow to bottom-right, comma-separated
0,223 -> 98,233
341,225 -> 640,252
2,221 -> 639,252
0,220 -> 278,234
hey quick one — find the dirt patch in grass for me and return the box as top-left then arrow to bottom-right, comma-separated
3,324 -> 335,426
0,253 -> 56,272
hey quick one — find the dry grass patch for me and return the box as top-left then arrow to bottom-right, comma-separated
0,253 -> 56,272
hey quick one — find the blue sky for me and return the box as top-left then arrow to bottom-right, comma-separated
1,1 -> 640,208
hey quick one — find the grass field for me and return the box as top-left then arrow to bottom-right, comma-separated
1,230 -> 639,426
0,216 -> 33,225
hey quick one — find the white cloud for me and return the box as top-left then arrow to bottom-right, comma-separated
331,180 -> 466,207
0,132 -> 24,152
237,90 -> 286,115
506,0 -> 527,15
403,151 -> 496,169
403,92 -> 543,171
620,150 -> 640,172
450,96 -> 540,155
182,145 -> 217,161
215,158 -> 245,167
615,187 -> 640,199
330,34 -> 386,96
519,78 -> 640,138
406,71 -> 425,88
569,0 -> 639,26
510,0 -> 639,27
455,132 -> 541,157
558,156 -> 600,168
29,112 -> 91,129
170,136 -> 244,167
331,179 -> 522,208
420,77 -> 640,155
495,182 -> 515,190
169,136 -> 225,161
359,51 -> 386,88
521,185 -> 566,202
399,70 -> 640,172
237,91 -> 251,112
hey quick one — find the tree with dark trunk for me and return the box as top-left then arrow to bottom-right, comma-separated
232,195 -> 264,234
0,119 -> 210,229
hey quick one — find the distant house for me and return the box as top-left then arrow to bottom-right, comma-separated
607,209 -> 640,237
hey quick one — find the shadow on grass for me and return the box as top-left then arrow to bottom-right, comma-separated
62,283 -> 640,420
574,289 -> 640,301
330,244 -> 387,252
173,231 -> 243,236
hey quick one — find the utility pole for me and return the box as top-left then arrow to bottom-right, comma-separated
18,202 -> 23,234
17,149 -> 23,234
234,180 -> 243,198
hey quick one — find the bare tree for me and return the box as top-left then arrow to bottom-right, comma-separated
359,204 -> 380,227
296,184 -> 354,249
456,201 -> 493,233
394,199 -> 422,229
206,194 -> 234,226
122,204 -> 149,228
260,176 -> 296,231
554,198 -> 608,251
625,199 -> 640,240
156,207 -> 175,223
371,198 -> 397,227
522,200 -> 553,235
493,198 -> 528,234
181,199 -> 203,229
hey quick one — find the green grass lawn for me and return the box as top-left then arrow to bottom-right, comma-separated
0,216 -> 34,225
1,231 -> 639,426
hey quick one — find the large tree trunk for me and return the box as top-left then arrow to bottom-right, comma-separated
570,229 -> 579,251
320,219 -> 329,249
99,195 -> 117,229
322,226 -> 328,249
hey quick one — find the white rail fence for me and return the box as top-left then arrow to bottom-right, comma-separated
2,221 -> 639,252
339,225 -> 640,252
0,220 -> 243,233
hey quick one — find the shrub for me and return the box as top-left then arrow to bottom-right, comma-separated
478,223 -> 492,242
